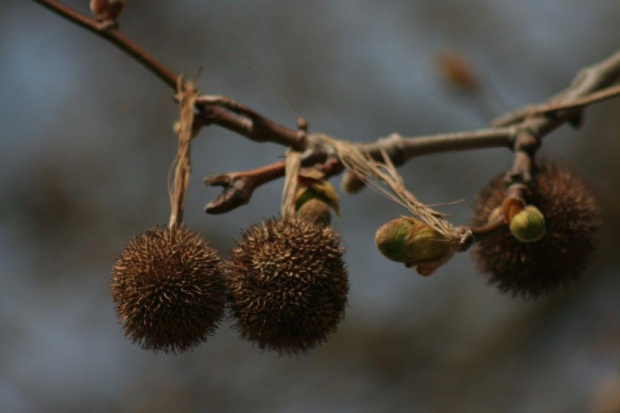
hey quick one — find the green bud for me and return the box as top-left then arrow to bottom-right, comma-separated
402,222 -> 453,265
376,217 -> 459,275
295,180 -> 341,216
509,205 -> 546,243
295,188 -> 317,210
375,217 -> 454,263
297,199 -> 332,226
375,218 -> 413,262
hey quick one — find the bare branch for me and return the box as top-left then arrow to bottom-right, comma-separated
32,0 -> 178,88
32,0 -> 620,238
362,128 -> 517,165
493,50 -> 620,127
32,0 -> 307,150
203,157 -> 344,214
497,51 -> 620,214
203,127 -> 517,213
203,162 -> 285,214
33,0 -> 620,158
491,84 -> 620,127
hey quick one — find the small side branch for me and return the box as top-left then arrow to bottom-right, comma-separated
204,127 -> 518,213
32,0 -> 178,88
493,50 -> 620,127
203,162 -> 285,214
492,84 -> 620,127
204,157 -> 343,214
499,50 -> 620,210
362,128 -> 517,165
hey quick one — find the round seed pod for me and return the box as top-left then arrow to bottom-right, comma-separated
226,217 -> 349,355
471,162 -> 600,298
112,226 -> 226,353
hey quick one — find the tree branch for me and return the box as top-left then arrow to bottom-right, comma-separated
362,128 -> 517,165
204,127 -> 518,212
204,157 -> 344,214
201,50 -> 620,215
492,84 -> 620,127
32,0 -> 620,158
31,0 -> 307,150
493,50 -> 620,127
32,0 -> 620,238
500,50 -> 620,210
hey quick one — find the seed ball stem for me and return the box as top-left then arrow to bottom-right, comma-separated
502,197 -> 525,222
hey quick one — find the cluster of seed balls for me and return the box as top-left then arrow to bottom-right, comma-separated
112,161 -> 600,354
111,217 -> 349,354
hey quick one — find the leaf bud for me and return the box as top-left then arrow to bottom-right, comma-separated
90,0 -> 125,22
375,218 -> 413,263
509,205 -> 546,243
297,198 -> 332,226
375,217 -> 457,275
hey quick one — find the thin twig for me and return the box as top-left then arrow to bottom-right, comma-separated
493,84 -> 620,127
501,50 -> 620,209
32,0 -> 177,88
203,157 -> 344,214
493,50 -> 620,127
31,0 -> 307,150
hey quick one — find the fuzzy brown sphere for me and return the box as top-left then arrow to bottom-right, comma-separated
112,226 -> 226,353
226,217 -> 349,354
471,162 -> 600,298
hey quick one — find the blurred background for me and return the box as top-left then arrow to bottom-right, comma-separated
2,1 -> 620,412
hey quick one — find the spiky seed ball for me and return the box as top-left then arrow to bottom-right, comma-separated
112,226 -> 226,353
226,217 -> 349,355
471,162 -> 600,298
